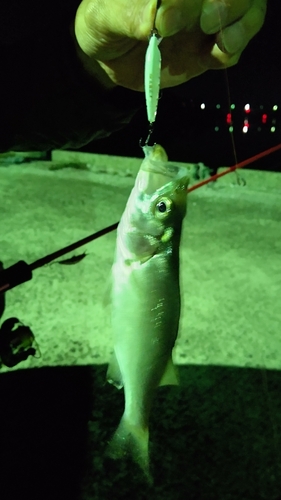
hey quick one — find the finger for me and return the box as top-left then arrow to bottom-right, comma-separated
75,0 -> 151,57
216,0 -> 267,54
155,0 -> 201,37
200,0 -> 229,34
201,0 -> 260,35
199,42 -> 242,71
199,0 -> 267,69
212,44 -> 241,68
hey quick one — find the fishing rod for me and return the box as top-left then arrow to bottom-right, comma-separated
1,143 -> 280,369
0,2 -> 277,370
1,142 -> 281,296
0,139 -> 281,294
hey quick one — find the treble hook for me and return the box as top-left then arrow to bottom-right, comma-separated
139,123 -> 155,148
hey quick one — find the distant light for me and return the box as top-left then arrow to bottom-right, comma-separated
215,126 -> 219,132
260,105 -> 264,110
201,103 -> 205,109
244,119 -> 249,125
242,126 -> 249,134
258,127 -> 261,132
226,113 -> 232,124
216,104 -> 221,109
244,104 -> 250,113
230,104 -> 235,110
273,105 -> 278,111
271,126 -> 276,132
229,126 -> 234,133
262,113 -> 267,124
272,119 -> 276,124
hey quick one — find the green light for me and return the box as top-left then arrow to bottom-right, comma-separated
229,126 -> 234,132
215,126 -> 219,132
271,126 -> 276,132
230,104 -> 235,110
273,105 -> 278,111
216,104 -> 221,109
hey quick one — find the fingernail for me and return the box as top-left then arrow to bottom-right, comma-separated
200,1 -> 228,34
159,7 -> 186,37
221,22 -> 245,53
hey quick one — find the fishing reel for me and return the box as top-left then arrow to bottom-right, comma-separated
0,317 -> 40,369
0,261 -> 40,369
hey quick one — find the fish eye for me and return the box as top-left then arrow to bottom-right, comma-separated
154,197 -> 172,219
157,201 -> 167,213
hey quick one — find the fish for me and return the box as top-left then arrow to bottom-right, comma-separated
106,144 -> 189,482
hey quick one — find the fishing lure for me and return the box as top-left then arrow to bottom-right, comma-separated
144,0 -> 162,132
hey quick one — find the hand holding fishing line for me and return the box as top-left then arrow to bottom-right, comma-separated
200,0 -> 268,69
74,0 -> 267,91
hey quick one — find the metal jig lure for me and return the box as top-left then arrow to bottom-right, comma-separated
144,0 -> 162,141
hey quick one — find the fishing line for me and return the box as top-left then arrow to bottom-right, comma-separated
214,5 -> 281,458
216,3 -> 245,186
218,5 -> 281,467
222,64 -> 241,175
217,6 -> 280,456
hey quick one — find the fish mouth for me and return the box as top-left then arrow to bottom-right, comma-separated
143,144 -> 168,163
138,144 -> 188,195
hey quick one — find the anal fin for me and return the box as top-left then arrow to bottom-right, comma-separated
159,356 -> 179,386
106,351 -> 123,389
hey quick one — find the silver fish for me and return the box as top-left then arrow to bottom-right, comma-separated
106,144 -> 189,481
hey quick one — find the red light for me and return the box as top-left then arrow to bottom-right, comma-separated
226,113 -> 232,124
262,114 -> 267,124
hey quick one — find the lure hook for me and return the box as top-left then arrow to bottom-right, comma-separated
139,123 -> 155,148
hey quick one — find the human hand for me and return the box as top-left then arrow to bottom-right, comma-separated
74,0 -> 267,91
200,0 -> 267,70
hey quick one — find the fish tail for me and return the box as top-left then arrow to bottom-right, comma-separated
105,415 -> 152,483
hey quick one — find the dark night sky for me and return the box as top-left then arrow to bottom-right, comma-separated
85,1 -> 281,171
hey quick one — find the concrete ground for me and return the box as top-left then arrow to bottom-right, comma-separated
0,151 -> 280,500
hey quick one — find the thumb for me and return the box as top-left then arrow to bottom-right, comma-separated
75,0 -> 156,61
